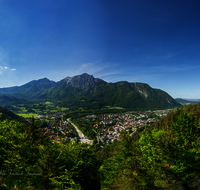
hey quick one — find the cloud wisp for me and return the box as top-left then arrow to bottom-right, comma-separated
59,62 -> 121,79
76,62 -> 118,75
150,65 -> 200,72
0,65 -> 16,74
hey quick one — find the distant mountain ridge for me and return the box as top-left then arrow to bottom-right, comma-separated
0,73 -> 180,109
175,98 -> 199,105
0,78 -> 56,100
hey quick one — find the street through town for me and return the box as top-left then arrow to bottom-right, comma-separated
67,119 -> 93,145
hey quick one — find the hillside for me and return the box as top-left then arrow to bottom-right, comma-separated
0,94 -> 32,108
0,78 -> 56,100
88,81 -> 180,109
0,73 -> 180,110
0,103 -> 200,189
0,106 -> 27,123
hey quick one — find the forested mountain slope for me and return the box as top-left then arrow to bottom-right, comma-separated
0,73 -> 180,109
0,94 -> 32,108
88,81 -> 180,109
0,78 -> 56,100
0,106 -> 27,123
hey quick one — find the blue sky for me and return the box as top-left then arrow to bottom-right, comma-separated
0,0 -> 200,99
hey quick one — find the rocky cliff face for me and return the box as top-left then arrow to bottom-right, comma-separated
63,73 -> 106,90
133,82 -> 179,106
134,82 -> 152,99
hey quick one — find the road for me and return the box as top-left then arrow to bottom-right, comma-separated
67,119 -> 93,145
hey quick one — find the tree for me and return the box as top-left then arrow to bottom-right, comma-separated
92,137 -> 97,146
0,120 -> 44,189
136,111 -> 200,188
99,131 -> 145,190
168,112 -> 200,181
25,117 -> 43,145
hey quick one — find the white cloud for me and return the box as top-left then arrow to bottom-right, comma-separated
0,65 -> 16,75
76,62 -> 119,76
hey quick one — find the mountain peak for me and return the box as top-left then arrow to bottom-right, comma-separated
80,73 -> 91,76
62,73 -> 105,90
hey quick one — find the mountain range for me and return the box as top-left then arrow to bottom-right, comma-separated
0,73 -> 180,110
175,98 -> 198,105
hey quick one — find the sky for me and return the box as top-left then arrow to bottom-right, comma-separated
0,0 -> 200,99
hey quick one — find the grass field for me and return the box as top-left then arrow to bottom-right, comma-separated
45,101 -> 52,105
61,107 -> 69,111
115,107 -> 124,109
17,113 -> 38,118
105,106 -> 124,109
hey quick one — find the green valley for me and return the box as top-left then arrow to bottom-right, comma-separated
2,73 -> 199,189
0,102 -> 200,189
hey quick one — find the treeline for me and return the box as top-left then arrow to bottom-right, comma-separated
0,104 -> 200,189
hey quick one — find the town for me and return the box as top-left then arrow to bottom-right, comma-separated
33,108 -> 175,146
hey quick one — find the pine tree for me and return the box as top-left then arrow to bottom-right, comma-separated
25,117 -> 43,145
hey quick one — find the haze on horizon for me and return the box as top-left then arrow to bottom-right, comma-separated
0,0 -> 200,99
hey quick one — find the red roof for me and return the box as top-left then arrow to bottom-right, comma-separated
52,136 -> 59,141
107,130 -> 113,133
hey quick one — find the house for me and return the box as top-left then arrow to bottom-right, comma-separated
45,132 -> 54,135
93,124 -> 98,128
87,115 -> 97,119
50,136 -> 59,142
61,131 -> 66,135
107,130 -> 113,135
102,120 -> 113,125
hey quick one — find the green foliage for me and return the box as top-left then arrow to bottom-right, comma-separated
0,119 -> 45,189
168,112 -> 200,180
25,117 -> 43,145
0,94 -> 32,109
1,103 -> 200,189
98,104 -> 200,189
99,131 -> 148,190
0,106 -> 27,123
0,118 -> 101,189
49,169 -> 82,189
